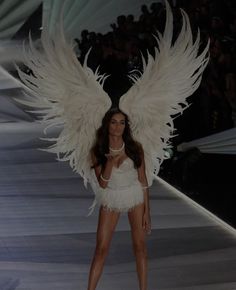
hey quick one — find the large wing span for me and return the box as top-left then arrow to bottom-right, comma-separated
119,0 -> 209,185
16,15 -> 112,184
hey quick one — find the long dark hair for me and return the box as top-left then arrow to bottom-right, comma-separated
91,107 -> 142,168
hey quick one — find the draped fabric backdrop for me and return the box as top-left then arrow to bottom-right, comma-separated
0,0 -> 41,39
43,0 -> 162,38
177,128 -> 236,155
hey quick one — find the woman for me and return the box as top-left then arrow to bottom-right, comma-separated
15,3 -> 208,290
87,107 -> 151,290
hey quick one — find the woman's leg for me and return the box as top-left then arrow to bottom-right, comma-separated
128,203 -> 148,290
87,206 -> 120,290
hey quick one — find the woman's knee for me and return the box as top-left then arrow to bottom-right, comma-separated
133,241 -> 147,257
95,243 -> 110,259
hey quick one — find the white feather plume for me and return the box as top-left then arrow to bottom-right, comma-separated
119,0 -> 210,185
16,14 -> 112,184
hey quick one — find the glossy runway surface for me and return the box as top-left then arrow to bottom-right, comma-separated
0,133 -> 236,290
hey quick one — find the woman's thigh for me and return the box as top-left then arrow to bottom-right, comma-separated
96,206 -> 120,248
128,203 -> 146,244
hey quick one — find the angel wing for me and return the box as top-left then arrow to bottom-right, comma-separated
119,0 -> 210,186
16,14 -> 112,184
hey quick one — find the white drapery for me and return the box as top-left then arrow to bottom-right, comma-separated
43,0 -> 162,38
0,0 -> 41,39
177,127 -> 236,155
0,0 -> 164,40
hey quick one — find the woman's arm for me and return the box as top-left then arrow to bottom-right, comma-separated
137,149 -> 150,212
91,153 -> 119,189
137,148 -> 151,234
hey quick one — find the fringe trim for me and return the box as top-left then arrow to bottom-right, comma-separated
87,197 -> 144,216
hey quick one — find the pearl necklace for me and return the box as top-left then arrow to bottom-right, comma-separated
109,142 -> 125,153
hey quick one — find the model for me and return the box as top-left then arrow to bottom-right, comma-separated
16,1 -> 209,289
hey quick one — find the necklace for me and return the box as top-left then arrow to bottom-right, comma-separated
109,142 -> 125,153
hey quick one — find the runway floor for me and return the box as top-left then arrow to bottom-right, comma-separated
0,137 -> 236,290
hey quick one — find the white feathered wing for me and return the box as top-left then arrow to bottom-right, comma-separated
119,0 -> 210,186
16,17 -> 112,184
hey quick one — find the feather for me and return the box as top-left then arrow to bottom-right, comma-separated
16,10 -> 112,185
119,0 -> 210,185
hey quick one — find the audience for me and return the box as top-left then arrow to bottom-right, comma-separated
74,0 -> 236,143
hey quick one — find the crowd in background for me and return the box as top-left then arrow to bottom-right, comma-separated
75,0 -> 236,145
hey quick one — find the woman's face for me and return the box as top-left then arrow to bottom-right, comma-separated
108,113 -> 126,137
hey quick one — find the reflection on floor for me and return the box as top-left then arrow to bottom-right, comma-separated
0,144 -> 236,290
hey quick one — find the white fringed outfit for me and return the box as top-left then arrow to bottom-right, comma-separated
89,158 -> 144,214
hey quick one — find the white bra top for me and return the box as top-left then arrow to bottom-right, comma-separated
107,157 -> 139,189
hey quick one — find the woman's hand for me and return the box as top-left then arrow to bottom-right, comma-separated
142,210 -> 151,235
105,153 -> 126,167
